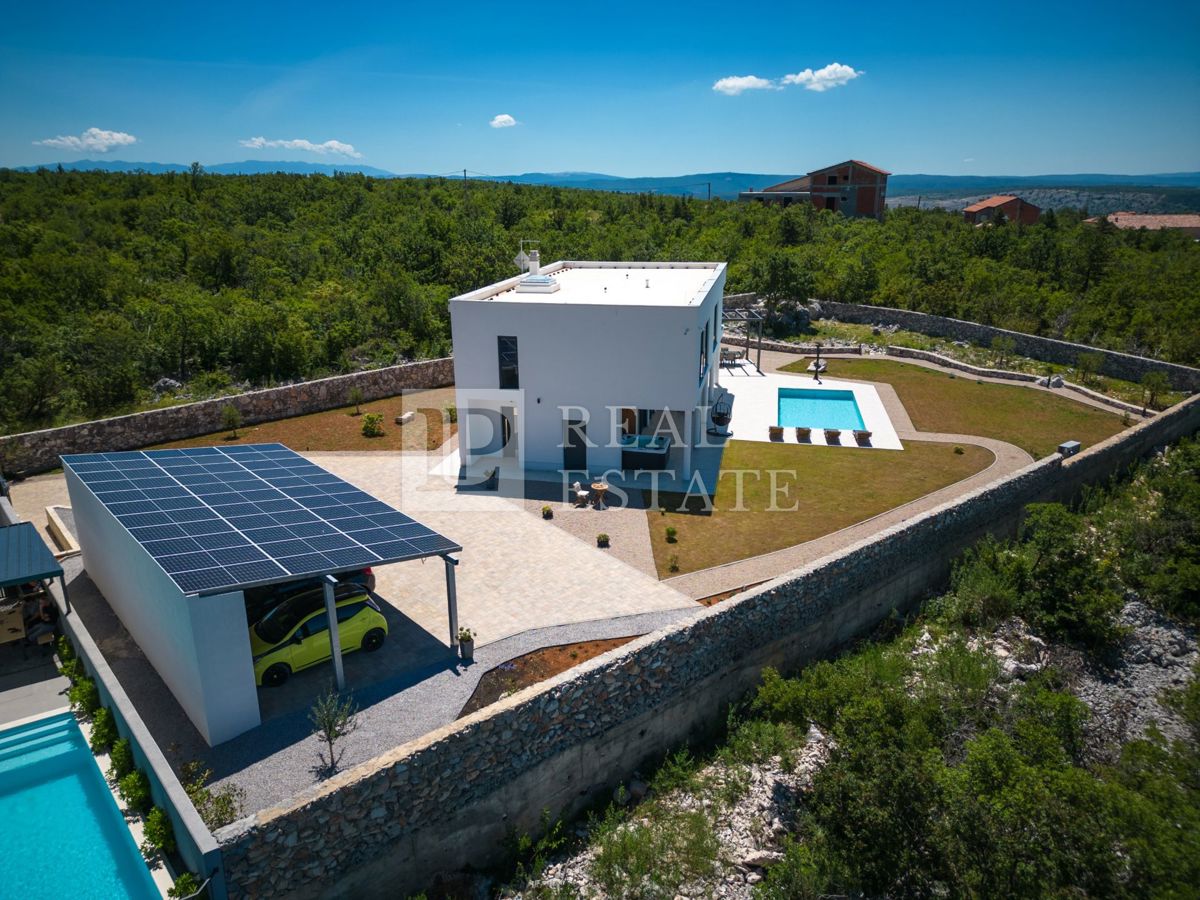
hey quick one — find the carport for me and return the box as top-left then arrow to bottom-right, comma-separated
62,443 -> 462,745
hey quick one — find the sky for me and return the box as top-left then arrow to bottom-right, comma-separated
2,0 -> 1198,177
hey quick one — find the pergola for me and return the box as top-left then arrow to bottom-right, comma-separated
722,308 -> 766,373
0,522 -> 69,614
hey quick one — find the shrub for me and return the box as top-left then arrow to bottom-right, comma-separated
89,706 -> 118,753
220,404 -> 242,437
118,770 -> 153,814
668,554 -> 680,573
309,684 -> 360,775
56,633 -> 75,662
597,533 -> 610,547
361,412 -> 384,437
443,404 -> 458,424
665,526 -> 678,543
108,738 -> 135,781
167,871 -> 205,900
141,806 -> 176,858
68,677 -> 101,716
1076,351 -> 1105,385
954,445 -> 964,455
541,505 -> 553,519
347,386 -> 365,415
181,761 -> 245,830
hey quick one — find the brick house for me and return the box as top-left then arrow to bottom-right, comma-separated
963,195 -> 1041,226
739,160 -> 890,220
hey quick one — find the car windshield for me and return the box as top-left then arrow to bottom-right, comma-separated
257,593 -> 321,644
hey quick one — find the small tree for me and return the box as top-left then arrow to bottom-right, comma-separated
1076,351 -> 1104,386
221,404 -> 242,438
991,335 -> 1016,368
1141,370 -> 1170,412
361,412 -> 384,437
310,683 -> 359,775
347,386 -> 365,415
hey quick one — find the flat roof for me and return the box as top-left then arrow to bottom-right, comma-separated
0,522 -> 64,589
62,444 -> 461,596
452,260 -> 724,308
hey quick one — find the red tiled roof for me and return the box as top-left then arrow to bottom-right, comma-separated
807,159 -> 891,177
849,160 -> 891,175
963,195 -> 1019,213
1087,212 -> 1200,230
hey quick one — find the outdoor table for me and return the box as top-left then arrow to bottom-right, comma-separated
590,483 -> 609,509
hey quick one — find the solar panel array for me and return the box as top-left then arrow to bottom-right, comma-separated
62,444 -> 461,596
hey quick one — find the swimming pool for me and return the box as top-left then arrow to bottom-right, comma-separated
778,388 -> 866,431
0,712 -> 159,900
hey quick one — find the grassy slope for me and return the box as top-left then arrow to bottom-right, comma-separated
650,439 -> 992,578
781,357 -> 1128,459
147,387 -> 457,453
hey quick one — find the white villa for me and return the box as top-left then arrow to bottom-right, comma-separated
449,256 -> 727,480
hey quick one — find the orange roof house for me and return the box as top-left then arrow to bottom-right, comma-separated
963,195 -> 1041,226
740,160 -> 890,220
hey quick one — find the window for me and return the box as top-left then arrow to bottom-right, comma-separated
302,611 -> 328,637
336,602 -> 365,623
712,305 -> 720,350
699,323 -> 709,383
827,174 -> 839,185
498,336 -> 519,389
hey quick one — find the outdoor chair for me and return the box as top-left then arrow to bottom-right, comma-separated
824,428 -> 842,445
795,427 -> 811,442
768,425 -> 784,441
854,430 -> 873,447
571,481 -> 590,506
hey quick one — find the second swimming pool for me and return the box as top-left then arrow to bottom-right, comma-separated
777,387 -> 866,431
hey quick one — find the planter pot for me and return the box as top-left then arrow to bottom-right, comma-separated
459,640 -> 474,661
542,509 -> 554,520
597,537 -> 610,548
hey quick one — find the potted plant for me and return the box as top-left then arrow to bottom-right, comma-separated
458,627 -> 475,661
542,505 -> 553,520
597,533 -> 610,548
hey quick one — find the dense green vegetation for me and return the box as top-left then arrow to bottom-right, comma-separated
511,441 -> 1199,898
1,167 -> 1197,434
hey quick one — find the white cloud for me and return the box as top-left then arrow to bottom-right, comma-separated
780,62 -> 863,92
712,75 -> 779,96
963,157 -> 975,163
34,127 -> 137,154
238,136 -> 363,158
489,114 -> 518,129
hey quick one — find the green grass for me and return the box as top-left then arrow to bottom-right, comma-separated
649,439 -> 993,578
780,357 -> 1129,459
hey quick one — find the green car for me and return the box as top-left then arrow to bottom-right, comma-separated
251,586 -> 388,687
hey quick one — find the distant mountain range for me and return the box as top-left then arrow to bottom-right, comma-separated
10,159 -> 1200,202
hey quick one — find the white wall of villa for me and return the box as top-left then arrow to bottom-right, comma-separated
450,260 -> 727,477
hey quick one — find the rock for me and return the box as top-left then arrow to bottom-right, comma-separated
1050,374 -> 1065,388
739,850 -> 784,868
747,872 -> 764,884
395,411 -> 415,426
629,779 -> 649,802
152,377 -> 183,396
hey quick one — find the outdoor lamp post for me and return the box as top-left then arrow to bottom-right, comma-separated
813,341 -> 823,382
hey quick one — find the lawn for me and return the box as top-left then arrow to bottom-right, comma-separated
780,357 -> 1129,459
148,386 -> 457,453
649,439 -> 993,578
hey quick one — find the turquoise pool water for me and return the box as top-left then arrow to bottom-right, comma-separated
778,388 -> 866,431
0,713 -> 159,900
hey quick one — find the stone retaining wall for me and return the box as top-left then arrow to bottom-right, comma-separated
886,346 -> 1151,416
817,300 -> 1200,391
216,393 -> 1200,899
0,358 -> 454,477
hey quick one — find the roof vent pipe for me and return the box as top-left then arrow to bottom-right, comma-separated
528,250 -> 540,277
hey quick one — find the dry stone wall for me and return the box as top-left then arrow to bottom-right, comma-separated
817,300 -> 1200,391
0,358 -> 453,476
217,393 -> 1200,899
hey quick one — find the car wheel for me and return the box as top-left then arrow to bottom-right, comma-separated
263,663 -> 291,687
362,629 -> 385,652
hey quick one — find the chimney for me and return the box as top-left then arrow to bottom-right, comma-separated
528,250 -> 540,277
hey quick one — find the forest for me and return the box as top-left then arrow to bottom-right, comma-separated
1,166 -> 1197,434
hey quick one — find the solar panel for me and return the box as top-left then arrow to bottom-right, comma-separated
64,443 -> 460,595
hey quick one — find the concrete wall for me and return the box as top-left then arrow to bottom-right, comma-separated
0,357 -> 454,478
65,467 -> 260,745
216,392 -> 1200,899
817,300 -> 1200,391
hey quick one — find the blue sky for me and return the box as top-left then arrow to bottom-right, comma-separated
2,0 -> 1197,176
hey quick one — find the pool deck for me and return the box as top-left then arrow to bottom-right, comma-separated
0,646 -> 69,729
719,364 -> 904,449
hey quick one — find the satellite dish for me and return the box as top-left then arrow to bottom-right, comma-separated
513,250 -> 530,272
